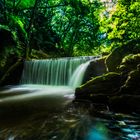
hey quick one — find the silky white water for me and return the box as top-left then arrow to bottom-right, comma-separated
0,56 -> 100,114
20,56 -> 97,88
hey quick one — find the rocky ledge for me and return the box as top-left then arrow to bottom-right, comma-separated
75,48 -> 140,114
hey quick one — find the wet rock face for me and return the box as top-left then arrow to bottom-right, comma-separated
105,45 -> 140,72
75,52 -> 140,113
119,65 -> 140,95
118,54 -> 140,74
105,47 -> 130,72
83,57 -> 107,84
109,95 -> 140,113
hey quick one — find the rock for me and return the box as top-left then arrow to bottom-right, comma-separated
119,64 -> 140,95
75,48 -> 140,113
105,44 -> 140,72
83,56 -> 107,83
75,72 -> 123,102
118,54 -> 140,74
109,95 -> 140,113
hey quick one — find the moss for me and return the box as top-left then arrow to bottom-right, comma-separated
83,56 -> 107,83
124,69 -> 140,88
80,72 -> 121,88
30,49 -> 50,59
75,72 -> 122,101
118,53 -> 140,73
119,63 -> 140,95
105,44 -> 140,72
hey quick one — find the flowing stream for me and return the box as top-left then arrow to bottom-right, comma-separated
0,56 -> 140,140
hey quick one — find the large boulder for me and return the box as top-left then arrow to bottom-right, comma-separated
105,42 -> 140,72
118,54 -> 140,74
119,64 -> 140,95
75,49 -> 140,113
83,56 -> 107,83
75,72 -> 123,103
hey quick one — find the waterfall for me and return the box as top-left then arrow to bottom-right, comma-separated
68,61 -> 91,88
21,56 -> 97,88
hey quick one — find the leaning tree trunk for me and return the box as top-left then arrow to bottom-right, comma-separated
0,59 -> 24,86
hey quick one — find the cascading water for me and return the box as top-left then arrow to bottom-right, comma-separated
68,61 -> 91,88
0,56 -> 99,115
20,56 -> 97,88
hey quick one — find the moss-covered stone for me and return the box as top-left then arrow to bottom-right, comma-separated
75,50 -> 140,113
119,64 -> 140,95
118,54 -> 140,74
81,72 -> 121,88
75,72 -> 122,102
105,44 -> 140,72
83,56 -> 107,83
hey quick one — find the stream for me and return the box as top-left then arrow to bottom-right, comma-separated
0,85 -> 140,140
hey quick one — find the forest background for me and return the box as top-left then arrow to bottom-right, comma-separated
0,0 -> 140,83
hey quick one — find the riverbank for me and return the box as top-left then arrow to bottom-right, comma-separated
75,46 -> 140,114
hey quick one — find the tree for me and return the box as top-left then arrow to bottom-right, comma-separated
51,0 -> 102,56
0,0 -> 103,57
106,0 -> 140,49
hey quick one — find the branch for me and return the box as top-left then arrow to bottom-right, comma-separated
17,4 -> 68,12
27,0 -> 39,32
0,59 -> 23,86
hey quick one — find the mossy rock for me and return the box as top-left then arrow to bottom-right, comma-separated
83,56 -> 107,83
119,64 -> 140,95
75,72 -> 122,101
105,43 -> 140,72
118,54 -> 140,73
81,72 -> 121,88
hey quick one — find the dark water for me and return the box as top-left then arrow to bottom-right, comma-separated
0,85 -> 140,140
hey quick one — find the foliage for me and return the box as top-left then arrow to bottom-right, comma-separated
0,0 -> 140,58
105,0 -> 140,49
0,0 -> 103,57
